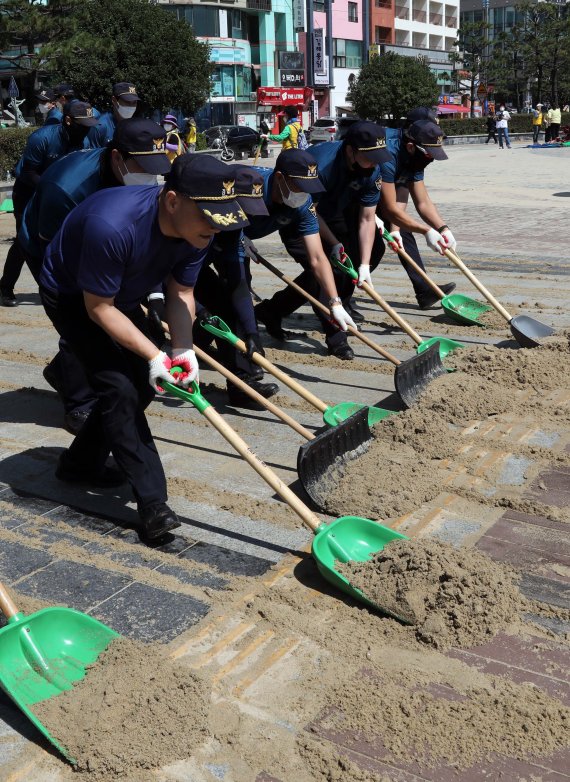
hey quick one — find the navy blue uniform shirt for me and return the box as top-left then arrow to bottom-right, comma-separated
87,112 -> 116,148
41,185 -> 208,311
380,127 -> 427,186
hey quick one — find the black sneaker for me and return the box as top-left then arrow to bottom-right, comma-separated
347,303 -> 365,323
64,409 -> 91,436
416,282 -> 456,310
138,503 -> 181,541
55,456 -> 126,488
255,300 -> 286,340
0,288 -> 16,307
327,342 -> 354,360
245,379 -> 279,398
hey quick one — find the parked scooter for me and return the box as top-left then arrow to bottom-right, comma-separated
208,128 -> 235,162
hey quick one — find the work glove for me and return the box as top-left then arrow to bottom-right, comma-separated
260,133 -> 269,140
330,303 -> 356,332
375,216 -> 385,235
386,230 -> 403,251
440,228 -> 457,252
245,332 -> 265,360
330,243 -> 347,266
146,293 -> 166,346
171,349 -> 199,388
357,264 -> 373,289
148,351 -> 173,395
425,228 -> 447,256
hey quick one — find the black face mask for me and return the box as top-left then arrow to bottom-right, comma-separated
409,148 -> 433,172
350,161 -> 374,178
65,123 -> 89,148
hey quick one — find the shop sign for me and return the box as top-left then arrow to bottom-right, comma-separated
280,70 -> 305,87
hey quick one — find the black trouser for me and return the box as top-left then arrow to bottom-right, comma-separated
0,180 -> 34,292
40,287 -> 167,510
532,125 -> 541,143
486,131 -> 498,144
550,123 -> 560,141
193,264 -> 261,380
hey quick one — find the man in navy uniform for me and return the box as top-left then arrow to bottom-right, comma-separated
39,154 -> 249,542
88,82 -> 141,148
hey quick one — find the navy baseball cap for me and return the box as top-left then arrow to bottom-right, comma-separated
164,154 -> 250,231
231,165 -> 269,216
113,82 -> 140,103
406,120 -> 448,160
36,88 -> 55,103
344,121 -> 392,164
54,83 -> 75,98
275,148 -> 325,194
63,101 -> 98,127
406,106 -> 438,126
112,118 -> 170,175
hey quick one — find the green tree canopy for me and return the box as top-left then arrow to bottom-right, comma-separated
347,52 -> 439,122
43,0 -> 213,114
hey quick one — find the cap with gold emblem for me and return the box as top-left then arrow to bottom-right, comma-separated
406,120 -> 448,160
165,154 -> 250,231
231,164 -> 269,216
112,118 -> 171,174
344,121 -> 392,164
274,148 -> 325,193
112,82 -> 140,103
62,101 -> 99,127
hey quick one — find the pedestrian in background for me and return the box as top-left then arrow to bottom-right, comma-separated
162,114 -> 186,162
485,113 -> 497,144
496,105 -> 511,149
185,117 -> 197,152
261,106 -> 306,151
532,103 -> 543,143
543,105 -> 552,141
548,103 -> 561,141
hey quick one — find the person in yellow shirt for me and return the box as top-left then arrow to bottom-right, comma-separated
261,106 -> 306,150
548,104 -> 562,141
532,103 -> 543,143
185,117 -> 197,152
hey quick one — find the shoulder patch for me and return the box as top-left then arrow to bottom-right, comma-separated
375,177 -> 382,191
309,204 -> 317,218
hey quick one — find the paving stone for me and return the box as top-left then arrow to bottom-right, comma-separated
106,525 -> 197,554
15,522 -> 89,548
155,562 -> 229,590
179,541 -> 272,577
0,489 -> 61,517
519,573 -> 570,609
526,613 -> 570,636
0,540 -> 53,583
525,469 -> 570,508
42,504 -> 117,534
15,559 -> 132,612
91,581 -> 210,643
477,515 -> 570,560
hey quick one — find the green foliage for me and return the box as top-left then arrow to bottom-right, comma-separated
196,132 -> 208,151
439,113 -> 570,136
348,53 -> 439,121
43,0 -> 213,114
0,126 -> 35,176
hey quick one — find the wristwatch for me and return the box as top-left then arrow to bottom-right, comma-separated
328,296 -> 342,307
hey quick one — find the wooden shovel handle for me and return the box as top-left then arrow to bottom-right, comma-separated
0,581 -> 19,619
360,281 -> 422,346
202,406 -> 322,533
253,252 -> 400,366
394,246 -> 445,298
253,141 -> 263,166
194,346 -> 314,441
443,249 -> 512,323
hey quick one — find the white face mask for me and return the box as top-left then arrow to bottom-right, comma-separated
118,158 -> 157,186
278,178 -> 309,209
163,122 -> 175,133
38,103 -> 50,115
117,104 -> 136,120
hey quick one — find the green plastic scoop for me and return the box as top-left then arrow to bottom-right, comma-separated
0,581 -> 119,762
163,377 -> 411,617
379,223 -> 492,327
330,249 -> 464,360
198,313 -> 395,427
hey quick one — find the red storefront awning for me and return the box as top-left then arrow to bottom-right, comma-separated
257,87 -> 314,107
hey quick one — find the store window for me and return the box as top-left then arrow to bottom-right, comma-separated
333,40 -> 362,69
348,2 -> 358,22
181,5 -> 220,36
212,65 -> 235,97
235,65 -> 253,98
230,10 -> 245,39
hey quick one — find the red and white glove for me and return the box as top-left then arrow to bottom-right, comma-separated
330,303 -> 356,332
357,264 -> 373,289
148,351 -> 173,394
171,349 -> 199,388
387,230 -> 403,251
330,243 -> 347,265
440,228 -> 457,252
425,228 -> 447,255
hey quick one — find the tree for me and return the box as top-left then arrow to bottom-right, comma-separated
347,52 -> 439,122
450,21 -> 490,117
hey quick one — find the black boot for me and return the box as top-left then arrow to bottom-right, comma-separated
416,282 -> 456,310
255,300 -> 287,340
138,502 -> 181,542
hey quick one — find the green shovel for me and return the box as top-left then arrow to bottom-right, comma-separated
198,313 -> 395,428
163,377 -> 411,619
0,581 -> 119,762
329,248 -> 463,360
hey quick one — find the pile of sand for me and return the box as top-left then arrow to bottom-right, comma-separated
338,538 -> 525,649
33,637 -> 209,780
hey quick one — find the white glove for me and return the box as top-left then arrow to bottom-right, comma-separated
387,230 -> 403,251
440,228 -> 457,252
171,349 -> 199,387
425,228 -> 446,255
357,264 -> 373,289
330,304 -> 355,332
374,216 -> 385,235
260,133 -> 268,140
148,351 -> 173,395
330,243 -> 346,265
